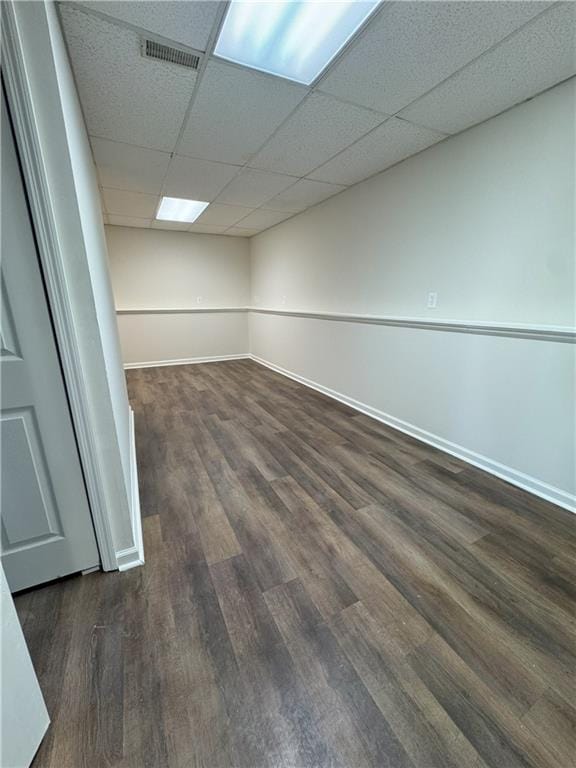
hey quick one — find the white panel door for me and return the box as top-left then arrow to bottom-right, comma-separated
1,90 -> 99,591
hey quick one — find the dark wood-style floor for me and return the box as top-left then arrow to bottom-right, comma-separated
16,359 -> 576,768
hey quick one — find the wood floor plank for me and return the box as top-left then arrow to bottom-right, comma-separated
329,602 -> 489,768
14,359 -> 575,768
210,556 -> 337,768
409,634 -> 561,768
264,579 -> 415,768
521,688 -> 576,768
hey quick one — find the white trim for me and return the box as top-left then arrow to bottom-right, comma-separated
116,307 -> 575,342
249,354 -> 576,514
250,308 -> 575,343
124,353 -> 250,370
116,408 -> 144,571
117,307 -> 249,315
2,2 -> 118,570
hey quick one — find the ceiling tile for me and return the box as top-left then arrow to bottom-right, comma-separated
162,156 -> 240,201
107,215 -> 151,228
319,1 -> 554,115
216,169 -> 296,207
102,188 -> 159,218
59,6 -> 196,150
188,224 -> 229,234
400,3 -> 576,134
226,227 -> 260,237
77,1 -> 222,51
250,92 -> 387,176
310,118 -> 446,186
264,179 -> 346,212
150,220 -> 191,231
91,138 -> 170,193
178,61 -> 307,164
196,203 -> 254,226
235,209 -> 293,229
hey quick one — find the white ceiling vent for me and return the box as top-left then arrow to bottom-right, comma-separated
141,38 -> 203,71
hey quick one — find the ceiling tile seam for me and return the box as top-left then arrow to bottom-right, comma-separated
299,115 -> 449,181
146,71 -> 576,235
76,0 -> 388,210
239,0 -> 560,162
206,0 -> 392,92
390,0 -> 565,128
284,82 -> 576,220
207,87 -> 391,208
252,174 -> 345,215
101,186 -> 161,200
88,134 -> 174,156
169,2 -> 230,158
156,4 -> 230,201
230,206 -> 302,232
400,72 -> 576,147
315,1 -> 560,121
309,0 -> 395,90
241,2 -> 567,190
193,24 -> 399,208
83,0 -> 560,231
58,1 -> 210,55
234,84 -> 392,176
198,88 -> 319,207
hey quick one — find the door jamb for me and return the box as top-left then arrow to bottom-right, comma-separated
1,1 -> 117,571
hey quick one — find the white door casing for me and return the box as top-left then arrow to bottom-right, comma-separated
1,90 -> 100,591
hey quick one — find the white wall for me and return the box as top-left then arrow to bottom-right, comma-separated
252,79 -> 575,326
250,80 -> 576,508
10,0 -> 136,555
103,80 -> 575,508
0,564 -> 49,767
106,227 -> 251,365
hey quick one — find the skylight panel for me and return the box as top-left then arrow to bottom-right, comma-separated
214,0 -> 382,86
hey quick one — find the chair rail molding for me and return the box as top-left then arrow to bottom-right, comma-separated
116,306 -> 576,343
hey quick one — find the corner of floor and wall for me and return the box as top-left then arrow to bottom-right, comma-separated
107,76 -> 576,517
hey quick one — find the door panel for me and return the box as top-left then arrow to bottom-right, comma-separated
1,90 -> 99,591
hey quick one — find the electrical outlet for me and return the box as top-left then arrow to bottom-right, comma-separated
197,296 -> 203,304
281,295 -> 287,306
427,292 -> 438,309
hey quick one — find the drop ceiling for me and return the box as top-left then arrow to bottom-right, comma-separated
58,1 -> 575,237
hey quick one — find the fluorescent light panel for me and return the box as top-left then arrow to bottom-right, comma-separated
214,0 -> 382,85
156,197 -> 209,223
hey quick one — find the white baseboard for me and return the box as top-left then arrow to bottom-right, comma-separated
123,353 -> 250,370
249,354 -> 576,514
116,407 -> 145,571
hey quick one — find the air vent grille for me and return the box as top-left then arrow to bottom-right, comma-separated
142,39 -> 202,70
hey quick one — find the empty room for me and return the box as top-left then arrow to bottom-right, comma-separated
1,0 -> 575,766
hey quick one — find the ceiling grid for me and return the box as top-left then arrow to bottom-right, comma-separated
58,0 -> 575,236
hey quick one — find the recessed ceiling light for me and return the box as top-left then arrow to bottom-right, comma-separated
214,0 -> 382,86
156,197 -> 209,223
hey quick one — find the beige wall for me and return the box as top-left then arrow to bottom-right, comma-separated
107,227 -> 250,309
105,80 -> 575,507
106,227 -> 251,365
251,78 -> 575,327
250,80 -> 576,507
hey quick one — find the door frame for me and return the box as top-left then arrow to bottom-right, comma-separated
2,2 -> 117,570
